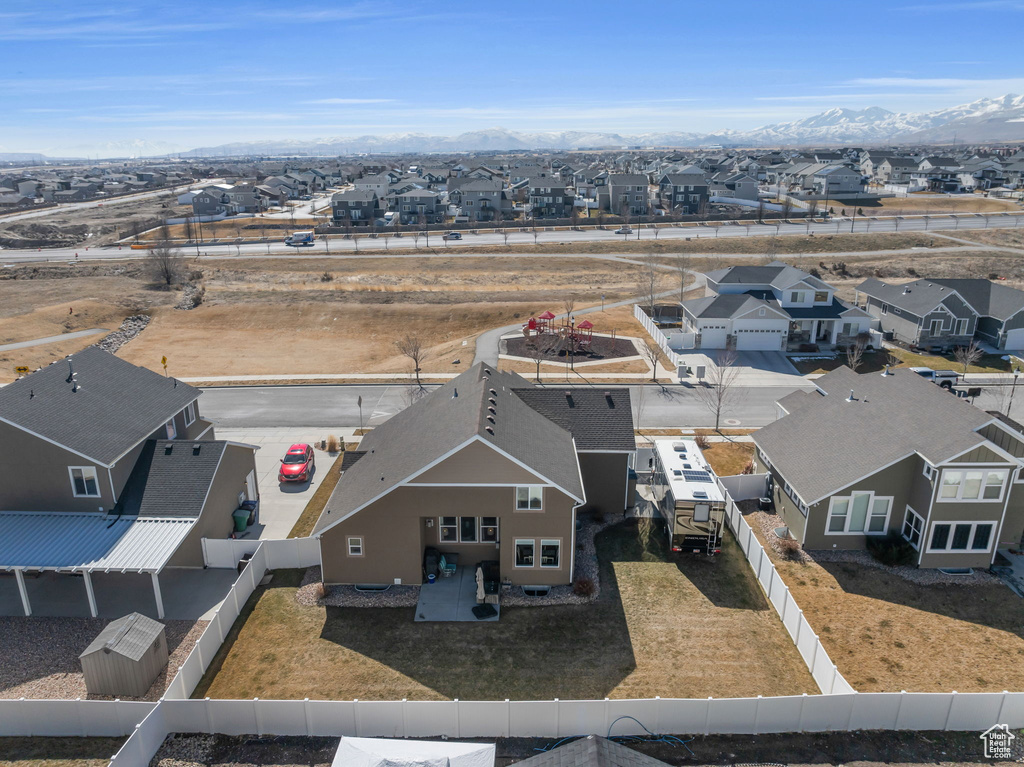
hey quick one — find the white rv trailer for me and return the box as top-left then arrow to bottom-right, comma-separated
651,438 -> 726,554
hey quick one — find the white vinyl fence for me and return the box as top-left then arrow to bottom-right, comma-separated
0,699 -> 155,738
633,304 -> 686,367
202,536 -> 319,570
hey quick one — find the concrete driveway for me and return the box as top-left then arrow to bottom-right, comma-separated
677,351 -> 807,387
216,427 -> 349,540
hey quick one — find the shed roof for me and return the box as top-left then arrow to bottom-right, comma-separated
80,612 -> 164,661
0,512 -> 194,573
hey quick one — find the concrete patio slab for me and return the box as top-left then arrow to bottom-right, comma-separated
414,567 -> 499,622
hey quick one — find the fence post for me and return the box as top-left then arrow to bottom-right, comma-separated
401,699 -> 408,737
354,699 -> 361,736
506,700 -> 511,737
455,698 -> 461,738
205,697 -> 214,733
797,693 -> 808,732
794,612 -> 803,647
997,691 -> 1009,725
304,698 -> 312,736
894,691 -> 906,729
554,699 -> 560,737
828,665 -> 839,695
604,698 -> 611,733
753,696 -> 762,735
254,698 -> 263,737
943,691 -> 957,730
654,696 -> 661,733
704,697 -> 712,735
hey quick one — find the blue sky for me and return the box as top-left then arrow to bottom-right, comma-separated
2,0 -> 1024,156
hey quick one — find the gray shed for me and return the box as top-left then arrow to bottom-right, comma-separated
79,612 -> 168,697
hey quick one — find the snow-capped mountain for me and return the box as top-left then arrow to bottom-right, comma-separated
63,139 -> 186,158
142,94 -> 1024,157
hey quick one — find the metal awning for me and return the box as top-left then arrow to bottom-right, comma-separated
0,512 -> 195,620
0,512 -> 194,573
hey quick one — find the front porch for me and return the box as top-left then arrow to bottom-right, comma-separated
414,565 -> 500,622
786,319 -> 839,351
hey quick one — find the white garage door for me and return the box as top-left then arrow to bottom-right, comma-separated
699,324 -> 728,349
735,329 -> 785,350
1005,328 -> 1024,351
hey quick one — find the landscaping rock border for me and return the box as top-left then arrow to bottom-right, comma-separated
296,566 -> 420,607
95,314 -> 150,354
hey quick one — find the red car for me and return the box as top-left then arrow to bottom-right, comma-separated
279,443 -> 315,482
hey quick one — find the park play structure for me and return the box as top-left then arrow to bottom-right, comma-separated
523,310 -> 595,350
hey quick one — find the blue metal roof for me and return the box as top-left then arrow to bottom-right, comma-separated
0,512 -> 194,573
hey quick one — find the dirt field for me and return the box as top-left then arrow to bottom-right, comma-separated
0,737 -> 126,767
195,520 -> 815,702
745,513 -> 1024,693
851,194 -> 1021,214
943,227 -> 1024,250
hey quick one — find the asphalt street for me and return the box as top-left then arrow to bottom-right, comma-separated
1,210 -> 1021,264
199,382 -> 808,430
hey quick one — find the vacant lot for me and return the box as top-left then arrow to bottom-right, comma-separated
850,195 -> 1020,214
195,520 -> 815,701
945,227 -> 1024,250
745,511 -> 1024,693
0,737 -> 126,767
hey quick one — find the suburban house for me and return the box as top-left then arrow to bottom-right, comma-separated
527,178 -> 574,219
658,168 -> 710,214
0,347 -> 258,618
393,188 -> 444,225
331,190 -> 381,226
857,277 -> 1024,351
681,262 -> 871,351
605,173 -> 650,216
313,364 -> 634,588
448,178 -> 508,221
753,366 -> 1024,569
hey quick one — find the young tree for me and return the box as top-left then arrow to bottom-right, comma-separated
953,340 -> 983,376
845,335 -> 866,372
638,338 -> 662,383
524,331 -> 548,382
635,253 -> 662,317
692,350 -> 742,432
147,241 -> 184,287
395,333 -> 427,388
671,251 -> 690,303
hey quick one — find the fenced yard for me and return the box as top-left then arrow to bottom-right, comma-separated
193,520 -> 816,702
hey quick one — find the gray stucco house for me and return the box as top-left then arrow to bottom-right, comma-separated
857,277 -> 1024,351
753,366 -> 1024,569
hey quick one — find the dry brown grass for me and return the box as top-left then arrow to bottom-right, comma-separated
747,518 -> 1024,693
0,738 -> 126,767
846,195 -> 1020,214
195,521 -> 816,701
701,441 -> 755,476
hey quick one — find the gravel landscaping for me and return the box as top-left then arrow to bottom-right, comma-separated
0,617 -> 205,702
94,314 -> 150,354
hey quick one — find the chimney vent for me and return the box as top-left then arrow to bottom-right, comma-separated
452,388 -> 458,399
846,389 -> 855,402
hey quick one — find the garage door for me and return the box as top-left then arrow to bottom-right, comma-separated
1005,328 -> 1024,351
735,329 -> 786,350
699,325 -> 728,349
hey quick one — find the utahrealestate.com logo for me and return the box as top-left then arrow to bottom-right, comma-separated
980,724 -> 1016,760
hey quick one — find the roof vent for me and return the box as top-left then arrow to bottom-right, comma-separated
487,415 -> 495,424
489,388 -> 497,396
452,388 -> 458,398
902,288 -> 911,294
164,444 -> 173,455
484,368 -> 492,375
488,397 -> 496,405
488,406 -> 496,414
846,389 -> 855,402
485,425 -> 494,435
192,443 -> 201,455
881,365 -> 891,377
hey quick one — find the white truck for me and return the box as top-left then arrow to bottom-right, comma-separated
909,366 -> 959,389
284,231 -> 315,247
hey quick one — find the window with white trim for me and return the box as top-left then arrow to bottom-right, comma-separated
515,486 -> 543,510
459,516 -> 478,543
515,539 -> 535,567
481,517 -> 499,543
954,318 -> 968,335
881,303 -> 888,315
826,492 -> 891,534
183,401 -> 196,427
929,319 -> 942,336
927,521 -> 994,553
439,516 -> 458,542
69,466 -> 100,497
938,469 -> 1007,502
165,419 -> 176,439
922,463 -> 934,479
540,539 -> 561,568
347,536 -> 363,556
902,506 -> 924,549
789,291 -> 806,303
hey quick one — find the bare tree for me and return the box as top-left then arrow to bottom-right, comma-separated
762,236 -> 779,265
524,332 -> 548,382
953,340 -> 983,376
692,350 -> 742,432
780,196 -> 794,220
638,339 -> 662,383
502,230 -> 511,247
845,335 -> 867,372
395,334 -> 428,388
671,251 -> 690,303
635,253 -> 663,316
147,241 -> 185,287
562,294 -> 577,319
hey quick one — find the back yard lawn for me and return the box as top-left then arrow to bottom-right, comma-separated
745,510 -> 1024,692
195,520 -> 815,701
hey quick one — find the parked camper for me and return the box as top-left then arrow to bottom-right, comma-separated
650,439 -> 726,554
285,230 -> 315,246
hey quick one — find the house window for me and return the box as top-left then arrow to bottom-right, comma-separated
790,291 -> 805,303
758,308 -> 766,317
929,319 -> 943,336
347,537 -> 363,556
515,539 -> 535,567
826,492 -> 891,534
460,516 -> 478,543
927,522 -> 994,553
165,419 -> 176,439
954,318 -> 968,335
540,540 -> 561,568
439,516 -> 458,542
939,469 -> 1007,501
516,486 -> 543,510
923,463 -> 934,479
183,401 -> 196,427
814,291 -> 829,303
69,466 -> 100,497
902,506 -> 924,549
481,517 -> 499,542
881,303 -> 888,315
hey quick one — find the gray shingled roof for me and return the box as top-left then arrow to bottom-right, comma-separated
114,440 -> 227,519
79,612 -> 164,662
511,388 -> 635,451
314,365 -> 584,534
856,277 -> 970,318
704,261 -> 830,291
930,279 -> 1024,320
754,367 -> 997,504
513,736 -> 669,767
682,293 -> 773,320
0,347 -> 200,466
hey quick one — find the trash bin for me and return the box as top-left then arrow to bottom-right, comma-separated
239,499 -> 259,525
232,510 -> 249,533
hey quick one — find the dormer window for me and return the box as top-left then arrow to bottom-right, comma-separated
813,291 -> 829,303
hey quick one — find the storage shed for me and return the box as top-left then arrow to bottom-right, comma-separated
79,612 -> 168,697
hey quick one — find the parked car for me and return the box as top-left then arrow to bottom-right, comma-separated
279,443 -> 315,482
614,227 -> 633,235
445,231 -> 462,240
909,367 -> 959,389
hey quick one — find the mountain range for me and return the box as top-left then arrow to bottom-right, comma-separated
4,94 -> 1024,162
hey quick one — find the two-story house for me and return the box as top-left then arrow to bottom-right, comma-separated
393,189 -> 444,225
681,262 -> 871,351
313,364 -> 634,588
754,366 -> 1024,569
448,178 -> 508,222
331,190 -> 381,226
527,178 -> 574,219
657,168 -> 709,214
0,347 -> 258,618
605,174 -> 649,216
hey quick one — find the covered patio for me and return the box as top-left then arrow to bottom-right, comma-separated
0,511 -> 195,619
414,566 -> 500,623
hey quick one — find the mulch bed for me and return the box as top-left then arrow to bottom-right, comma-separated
504,334 -> 638,362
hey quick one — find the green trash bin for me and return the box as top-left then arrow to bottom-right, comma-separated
232,510 -> 249,533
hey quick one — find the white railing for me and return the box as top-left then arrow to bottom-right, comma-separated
0,698 -> 154,737
633,304 -> 686,368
